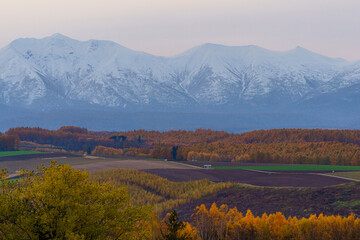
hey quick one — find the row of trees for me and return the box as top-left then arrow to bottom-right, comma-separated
6,127 -> 114,152
98,129 -> 360,165
91,169 -> 232,213
192,203 -> 360,240
223,129 -> 360,145
111,129 -> 360,147
92,145 -> 124,155
6,127 -> 230,152
8,127 -> 360,148
113,129 -> 360,146
0,134 -> 20,151
180,142 -> 360,165
113,129 -> 231,147
91,141 -> 360,166
6,127 -> 360,165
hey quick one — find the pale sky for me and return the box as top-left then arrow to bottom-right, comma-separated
1,0 -> 359,60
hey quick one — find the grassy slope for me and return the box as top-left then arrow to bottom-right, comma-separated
212,165 -> 360,171
0,151 -> 44,157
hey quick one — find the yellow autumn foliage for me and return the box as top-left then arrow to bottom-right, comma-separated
0,162 -> 152,240
191,203 -> 360,240
91,169 -> 233,213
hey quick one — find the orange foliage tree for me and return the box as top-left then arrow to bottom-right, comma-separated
6,127 -> 360,165
191,203 -> 360,240
0,134 -> 20,151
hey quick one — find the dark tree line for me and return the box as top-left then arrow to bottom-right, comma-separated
0,134 -> 20,151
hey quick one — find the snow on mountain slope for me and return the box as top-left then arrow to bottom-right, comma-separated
0,45 -> 47,105
0,34 -> 357,113
323,61 -> 360,91
169,44 -> 348,106
0,34 -> 192,108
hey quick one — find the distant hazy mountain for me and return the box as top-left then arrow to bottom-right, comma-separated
0,34 -> 359,131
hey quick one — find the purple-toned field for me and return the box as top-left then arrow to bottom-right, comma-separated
71,159 -> 352,187
176,182 -> 360,221
0,154 -> 352,187
144,168 -> 350,187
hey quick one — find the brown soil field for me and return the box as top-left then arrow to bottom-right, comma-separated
0,154 -> 125,175
0,155 -> 195,175
1,155 -> 352,187
71,159 -> 352,187
184,161 -> 358,173
72,160 -> 196,173
72,159 -> 351,187
176,183 -> 360,221
0,153 -> 76,174
185,161 -> 284,167
144,168 -> 350,187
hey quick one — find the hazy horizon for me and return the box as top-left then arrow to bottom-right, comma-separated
1,0 -> 359,61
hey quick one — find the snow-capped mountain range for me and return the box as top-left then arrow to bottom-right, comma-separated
0,34 -> 359,131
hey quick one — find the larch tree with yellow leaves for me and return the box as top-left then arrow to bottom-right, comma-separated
0,162 -> 152,240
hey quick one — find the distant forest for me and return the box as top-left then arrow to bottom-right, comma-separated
3,127 -> 360,166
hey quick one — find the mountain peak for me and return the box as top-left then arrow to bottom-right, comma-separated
200,43 -> 226,48
48,33 -> 69,39
192,43 -> 265,52
0,35 -> 355,112
187,43 -> 227,52
295,45 -> 306,50
44,33 -> 77,44
288,45 -> 312,54
8,33 -> 77,51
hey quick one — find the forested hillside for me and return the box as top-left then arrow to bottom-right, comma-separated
0,134 -> 19,151
4,127 -> 360,165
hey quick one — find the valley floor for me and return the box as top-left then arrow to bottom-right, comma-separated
2,153 -> 359,222
1,154 -> 354,187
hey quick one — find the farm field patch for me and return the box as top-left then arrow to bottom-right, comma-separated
69,159 -> 355,187
0,155 -> 194,176
212,164 -> 360,171
0,151 -> 43,158
329,171 -> 360,180
0,155 -> 94,175
176,182 -> 360,221
91,168 -> 232,213
184,161 -> 360,171
1,156 -> 355,187
73,159 -> 197,172
70,159 -> 353,187
144,168 -> 350,187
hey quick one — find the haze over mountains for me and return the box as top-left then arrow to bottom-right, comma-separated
0,34 -> 359,132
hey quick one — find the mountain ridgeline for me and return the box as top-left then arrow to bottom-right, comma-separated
0,34 -> 359,131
